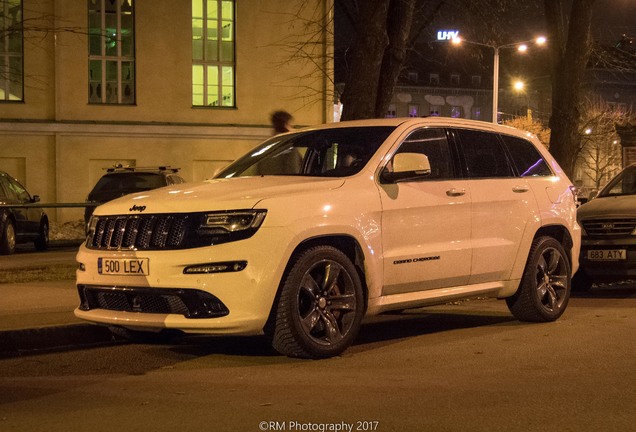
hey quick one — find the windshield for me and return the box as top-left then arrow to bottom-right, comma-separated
598,166 -> 636,197
216,126 -> 396,178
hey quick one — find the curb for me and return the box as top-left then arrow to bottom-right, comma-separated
0,324 -> 119,358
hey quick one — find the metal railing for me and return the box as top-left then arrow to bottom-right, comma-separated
0,202 -> 98,209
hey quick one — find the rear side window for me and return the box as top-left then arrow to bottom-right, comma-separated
500,134 -> 552,177
454,129 -> 513,178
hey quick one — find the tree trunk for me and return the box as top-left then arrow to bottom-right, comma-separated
340,0 -> 390,120
374,0 -> 416,118
544,0 -> 597,178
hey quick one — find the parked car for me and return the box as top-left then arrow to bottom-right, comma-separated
75,118 -> 580,358
84,166 -> 186,226
574,163 -> 636,291
0,171 -> 49,255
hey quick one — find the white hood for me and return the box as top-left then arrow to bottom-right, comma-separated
93,176 -> 346,216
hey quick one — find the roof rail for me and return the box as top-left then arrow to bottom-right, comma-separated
104,165 -> 180,173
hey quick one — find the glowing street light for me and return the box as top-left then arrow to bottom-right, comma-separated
513,80 -> 525,92
451,36 -> 547,123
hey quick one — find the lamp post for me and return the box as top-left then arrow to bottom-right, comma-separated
451,36 -> 546,123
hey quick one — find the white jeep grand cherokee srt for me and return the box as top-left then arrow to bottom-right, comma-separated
75,118 -> 581,358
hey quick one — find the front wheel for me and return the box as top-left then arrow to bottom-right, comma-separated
506,236 -> 571,322
269,246 -> 365,359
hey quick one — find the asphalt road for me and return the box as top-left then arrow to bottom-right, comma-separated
1,285 -> 635,432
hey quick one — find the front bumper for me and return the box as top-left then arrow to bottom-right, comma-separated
74,226 -> 293,335
579,236 -> 636,280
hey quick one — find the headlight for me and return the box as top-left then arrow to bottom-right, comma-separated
85,215 -> 98,242
200,210 -> 267,234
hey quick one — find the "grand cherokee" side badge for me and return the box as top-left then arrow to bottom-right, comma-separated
393,256 -> 440,265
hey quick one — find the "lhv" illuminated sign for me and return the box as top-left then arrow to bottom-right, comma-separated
437,30 -> 459,41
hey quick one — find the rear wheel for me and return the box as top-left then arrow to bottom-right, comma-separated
269,245 -> 365,359
34,220 -> 49,251
506,236 -> 571,322
1,220 -> 16,255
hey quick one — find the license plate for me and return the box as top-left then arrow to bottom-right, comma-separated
587,250 -> 627,261
98,258 -> 149,275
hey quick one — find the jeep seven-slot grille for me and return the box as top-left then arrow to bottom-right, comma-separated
88,214 -> 188,250
77,285 -> 229,318
582,218 -> 636,237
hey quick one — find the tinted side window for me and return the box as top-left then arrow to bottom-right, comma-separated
500,134 -> 552,177
394,128 -> 453,180
454,129 -> 513,178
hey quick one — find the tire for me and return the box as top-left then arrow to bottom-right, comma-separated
269,245 -> 365,359
506,236 -> 571,322
1,219 -> 16,255
34,220 -> 49,251
571,269 -> 593,292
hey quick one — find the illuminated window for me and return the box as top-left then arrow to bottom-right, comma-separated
408,104 -> 419,117
88,0 -> 135,104
192,0 -> 235,107
0,0 -> 23,101
429,73 -> 439,85
450,74 -> 460,86
386,104 -> 396,118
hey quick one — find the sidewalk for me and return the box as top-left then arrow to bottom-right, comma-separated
0,278 -> 115,357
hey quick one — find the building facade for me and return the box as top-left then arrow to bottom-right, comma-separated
0,0 -> 334,222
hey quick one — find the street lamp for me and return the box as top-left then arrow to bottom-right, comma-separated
451,36 -> 546,123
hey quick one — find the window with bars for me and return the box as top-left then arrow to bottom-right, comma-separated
192,0 -> 235,107
88,0 -> 135,104
0,0 -> 22,102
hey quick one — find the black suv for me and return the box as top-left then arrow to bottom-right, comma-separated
85,166 -> 186,226
0,171 -> 49,255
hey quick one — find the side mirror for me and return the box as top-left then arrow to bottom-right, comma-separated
381,153 -> 431,183
31,195 -> 41,203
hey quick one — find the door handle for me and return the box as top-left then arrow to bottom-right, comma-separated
446,188 -> 466,197
512,186 -> 529,193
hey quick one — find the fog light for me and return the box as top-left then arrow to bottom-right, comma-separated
183,261 -> 247,274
